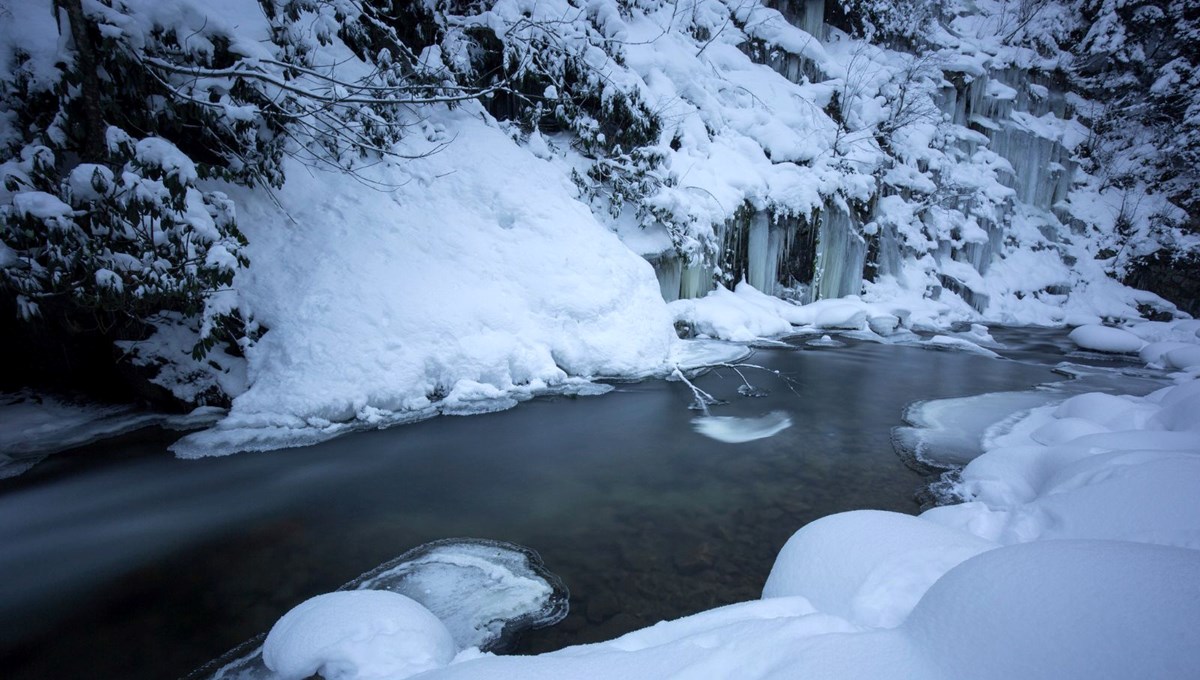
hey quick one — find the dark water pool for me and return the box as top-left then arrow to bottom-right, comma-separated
1,333 -> 1080,679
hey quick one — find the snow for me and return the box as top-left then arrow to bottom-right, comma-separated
1068,324 -> 1146,354
262,591 -> 455,680
893,390 -> 1064,467
669,282 -> 931,343
763,510 -> 995,628
1163,346 -> 1200,370
691,410 -> 793,443
904,540 -> 1200,680
173,109 -> 677,457
195,539 -> 566,679
12,191 -> 73,220
922,335 -> 1001,358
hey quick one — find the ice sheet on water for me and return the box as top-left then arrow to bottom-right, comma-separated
350,538 -> 568,650
893,391 -> 1065,468
805,334 -> 846,348
191,538 -> 568,680
0,391 -> 223,478
692,411 -> 793,443
895,361 -> 1172,470
173,380 -> 612,458
921,335 -> 1002,358
666,339 -> 754,372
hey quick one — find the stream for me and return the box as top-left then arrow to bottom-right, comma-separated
0,329 -> 1152,679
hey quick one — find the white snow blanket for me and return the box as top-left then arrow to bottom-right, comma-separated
175,111 -> 676,456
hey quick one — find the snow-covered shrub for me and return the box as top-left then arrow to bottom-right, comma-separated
1061,0 -> 1199,244
827,0 -> 948,45
0,131 -> 252,359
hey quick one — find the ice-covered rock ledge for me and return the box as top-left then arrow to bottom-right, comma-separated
259,320 -> 1200,680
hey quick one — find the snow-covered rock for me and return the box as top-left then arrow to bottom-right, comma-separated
263,591 -> 455,680
1068,324 -> 1146,354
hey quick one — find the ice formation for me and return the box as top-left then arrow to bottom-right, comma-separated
0,391 -> 222,478
192,539 -> 567,680
348,539 -> 569,651
691,411 -> 794,443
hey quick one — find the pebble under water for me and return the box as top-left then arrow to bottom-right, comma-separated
2,330 -> 1140,679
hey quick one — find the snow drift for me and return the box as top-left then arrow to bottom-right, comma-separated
173,111 -> 676,456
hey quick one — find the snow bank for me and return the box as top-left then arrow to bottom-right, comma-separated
669,281 -> 922,341
263,591 -> 455,680
763,510 -> 994,628
175,110 -> 676,456
904,540 -> 1200,680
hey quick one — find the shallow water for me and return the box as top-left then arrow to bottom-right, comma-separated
1,331 -> 1122,679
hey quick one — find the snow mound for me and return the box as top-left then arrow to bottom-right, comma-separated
1068,324 -> 1146,354
1164,345 -> 1200,370
669,282 -> 918,342
263,590 -> 455,680
691,411 -> 793,443
175,111 -> 675,456
763,510 -> 995,628
805,334 -> 845,347
907,540 -> 1200,680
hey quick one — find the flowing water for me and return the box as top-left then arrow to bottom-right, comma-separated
0,330 -> 1148,679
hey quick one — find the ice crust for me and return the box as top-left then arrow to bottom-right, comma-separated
350,539 -> 569,651
691,411 -> 793,443
0,391 -> 222,478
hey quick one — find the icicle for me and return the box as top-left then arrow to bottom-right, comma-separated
652,255 -> 683,302
801,0 -> 825,41
746,210 -> 773,293
812,205 -> 866,300
680,263 -> 713,299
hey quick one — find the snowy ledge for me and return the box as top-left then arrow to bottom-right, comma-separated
170,339 -> 752,459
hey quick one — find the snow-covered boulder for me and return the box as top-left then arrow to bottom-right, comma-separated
263,591 -> 455,680
763,510 -> 995,628
1067,324 -> 1145,354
